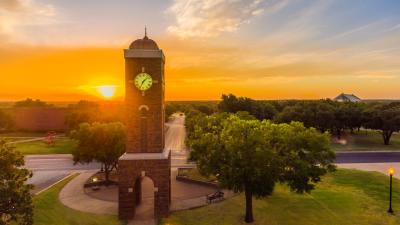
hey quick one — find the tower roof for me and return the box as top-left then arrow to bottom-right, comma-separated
129,28 -> 159,50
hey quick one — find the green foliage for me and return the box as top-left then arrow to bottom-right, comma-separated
65,100 -> 101,131
187,114 -> 335,223
363,104 -> 400,145
0,140 -> 33,225
70,122 -> 126,182
0,110 -> 14,131
275,100 -> 335,132
165,101 -> 217,122
13,98 -> 52,108
218,94 -> 277,120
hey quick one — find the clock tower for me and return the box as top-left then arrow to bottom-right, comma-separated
118,32 -> 171,220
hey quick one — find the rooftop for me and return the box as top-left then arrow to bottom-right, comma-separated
129,28 -> 159,50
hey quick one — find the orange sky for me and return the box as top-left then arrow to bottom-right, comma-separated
1,0 -> 400,101
1,41 -> 400,101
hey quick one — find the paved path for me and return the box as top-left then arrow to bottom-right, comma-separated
337,162 -> 400,178
59,171 -> 118,215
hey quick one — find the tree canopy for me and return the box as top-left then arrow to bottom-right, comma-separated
218,94 -> 277,120
65,100 -> 101,131
363,104 -> 400,145
13,98 -> 52,108
0,140 -> 33,225
0,110 -> 14,131
187,114 -> 335,223
70,122 -> 126,183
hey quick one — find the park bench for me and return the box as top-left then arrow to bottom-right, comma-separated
206,190 -> 224,204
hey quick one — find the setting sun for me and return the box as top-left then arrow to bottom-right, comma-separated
96,85 -> 117,98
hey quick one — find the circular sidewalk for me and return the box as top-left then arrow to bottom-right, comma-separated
59,169 -> 228,217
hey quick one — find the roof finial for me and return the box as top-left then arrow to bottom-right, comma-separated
144,26 -> 148,38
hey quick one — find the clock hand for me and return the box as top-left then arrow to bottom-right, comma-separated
141,78 -> 148,86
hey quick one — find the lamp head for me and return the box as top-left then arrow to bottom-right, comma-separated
389,168 -> 395,176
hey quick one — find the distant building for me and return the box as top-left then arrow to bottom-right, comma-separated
334,93 -> 361,102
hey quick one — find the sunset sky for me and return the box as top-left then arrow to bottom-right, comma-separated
1,0 -> 400,101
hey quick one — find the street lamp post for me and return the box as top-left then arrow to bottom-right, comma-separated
388,168 -> 394,214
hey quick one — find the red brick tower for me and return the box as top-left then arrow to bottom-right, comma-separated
118,31 -> 171,220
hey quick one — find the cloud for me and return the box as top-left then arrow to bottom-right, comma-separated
166,0 -> 283,38
0,0 -> 56,42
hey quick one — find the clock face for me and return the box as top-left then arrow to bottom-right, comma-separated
134,73 -> 153,91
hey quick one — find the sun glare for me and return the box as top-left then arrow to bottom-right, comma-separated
96,85 -> 116,98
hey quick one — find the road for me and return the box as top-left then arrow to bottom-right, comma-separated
336,151 -> 400,163
26,113 -> 191,193
25,113 -> 400,193
26,154 -> 100,193
165,114 -> 194,168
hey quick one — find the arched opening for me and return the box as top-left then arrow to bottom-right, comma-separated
134,175 -> 155,220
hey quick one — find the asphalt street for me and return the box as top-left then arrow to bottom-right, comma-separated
24,113 -> 400,193
25,154 -> 100,193
25,114 -> 191,193
336,151 -> 400,163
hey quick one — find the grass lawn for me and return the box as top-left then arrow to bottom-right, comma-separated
331,130 -> 400,151
0,131 -> 50,137
33,174 -> 122,225
162,169 -> 400,225
12,137 -> 77,155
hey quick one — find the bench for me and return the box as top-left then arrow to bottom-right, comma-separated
206,190 -> 224,204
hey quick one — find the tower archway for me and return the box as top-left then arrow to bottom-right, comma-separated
134,175 -> 155,220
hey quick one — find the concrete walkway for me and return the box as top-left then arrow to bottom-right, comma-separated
59,171 -> 118,215
337,162 -> 400,178
59,169 -> 223,214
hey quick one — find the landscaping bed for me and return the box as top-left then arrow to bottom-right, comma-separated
84,170 -> 118,188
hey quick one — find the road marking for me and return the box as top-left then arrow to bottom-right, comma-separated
34,172 -> 77,196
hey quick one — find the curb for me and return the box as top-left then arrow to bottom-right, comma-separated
337,150 -> 400,154
35,172 -> 77,196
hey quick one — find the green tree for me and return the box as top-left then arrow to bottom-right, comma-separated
363,104 -> 400,145
187,114 -> 335,223
65,101 -> 100,131
0,110 -> 14,131
14,98 -> 52,107
345,102 -> 365,133
218,94 -> 277,120
275,100 -> 335,133
0,140 -> 33,225
70,122 -> 126,183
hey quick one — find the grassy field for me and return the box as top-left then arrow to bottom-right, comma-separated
0,131 -> 50,137
162,169 -> 400,225
33,174 -> 122,225
331,130 -> 400,151
12,137 -> 77,155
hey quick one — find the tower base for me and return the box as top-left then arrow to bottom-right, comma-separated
118,150 -> 171,220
